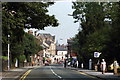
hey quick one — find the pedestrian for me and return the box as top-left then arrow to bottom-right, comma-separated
43,57 -> 46,64
97,60 -> 100,71
100,59 -> 106,74
32,61 -> 34,67
64,59 -> 67,68
72,59 -> 74,67
57,58 -> 58,63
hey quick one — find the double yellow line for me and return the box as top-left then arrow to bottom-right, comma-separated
73,69 -> 101,80
78,71 -> 97,79
19,69 -> 32,80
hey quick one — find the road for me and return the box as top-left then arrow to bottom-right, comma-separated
19,64 -> 99,80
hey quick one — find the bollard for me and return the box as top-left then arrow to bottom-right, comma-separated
15,58 -> 18,68
76,61 -> 79,68
81,63 -> 84,68
89,59 -> 92,70
95,65 -> 98,71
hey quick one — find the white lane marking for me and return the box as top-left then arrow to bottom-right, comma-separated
50,66 -> 62,79
57,75 -> 62,79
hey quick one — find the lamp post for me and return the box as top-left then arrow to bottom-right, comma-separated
8,34 -> 10,71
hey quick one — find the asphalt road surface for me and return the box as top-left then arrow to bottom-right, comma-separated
21,64 -> 100,80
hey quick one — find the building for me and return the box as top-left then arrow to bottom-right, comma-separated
36,33 -> 56,58
28,30 -> 33,35
27,30 -> 56,64
55,44 -> 67,61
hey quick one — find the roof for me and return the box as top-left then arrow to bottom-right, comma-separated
38,33 -> 55,42
41,44 -> 49,49
45,41 -> 51,46
56,46 -> 67,51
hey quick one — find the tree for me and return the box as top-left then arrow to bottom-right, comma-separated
2,2 -> 59,29
2,2 -> 59,47
23,33 -> 43,62
71,2 -> 120,66
2,2 -> 57,67
72,2 -> 105,35
2,2 -> 58,54
72,2 -> 106,65
106,2 -> 120,64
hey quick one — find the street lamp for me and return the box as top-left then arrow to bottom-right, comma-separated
8,34 -> 10,71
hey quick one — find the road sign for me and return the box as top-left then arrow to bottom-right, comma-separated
94,52 -> 101,58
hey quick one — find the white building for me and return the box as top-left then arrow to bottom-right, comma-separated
56,45 -> 67,61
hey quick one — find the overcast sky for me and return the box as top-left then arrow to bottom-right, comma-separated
32,2 -> 79,45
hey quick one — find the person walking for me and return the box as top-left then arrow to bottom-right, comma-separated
64,59 -> 67,68
100,59 -> 106,74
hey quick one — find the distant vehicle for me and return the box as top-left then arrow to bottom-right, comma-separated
45,60 -> 49,66
58,60 -> 64,64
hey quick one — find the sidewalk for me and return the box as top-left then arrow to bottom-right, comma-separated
0,66 -> 41,80
67,66 -> 120,80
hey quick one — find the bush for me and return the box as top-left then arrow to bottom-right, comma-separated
18,55 -> 26,63
0,56 -> 8,61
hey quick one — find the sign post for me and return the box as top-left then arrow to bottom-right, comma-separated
94,52 -> 101,71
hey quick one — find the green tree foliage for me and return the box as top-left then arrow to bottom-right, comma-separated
2,2 -> 59,46
2,2 -> 56,64
72,2 -> 105,35
106,2 -> 120,64
72,2 -> 120,66
9,33 -> 43,63
2,2 -> 59,29
18,54 -> 26,63
23,33 -> 43,62
72,2 -> 106,65
71,36 -> 79,53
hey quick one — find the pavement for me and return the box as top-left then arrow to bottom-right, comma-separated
67,66 -> 120,80
0,66 -> 42,80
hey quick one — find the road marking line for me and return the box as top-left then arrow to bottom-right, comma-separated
57,75 -> 62,79
19,70 -> 32,80
50,66 -> 62,79
22,70 -> 31,80
20,71 -> 28,80
68,68 -> 102,80
74,70 -> 102,79
79,71 -> 96,78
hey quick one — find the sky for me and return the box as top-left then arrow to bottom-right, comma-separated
31,2 -> 79,45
